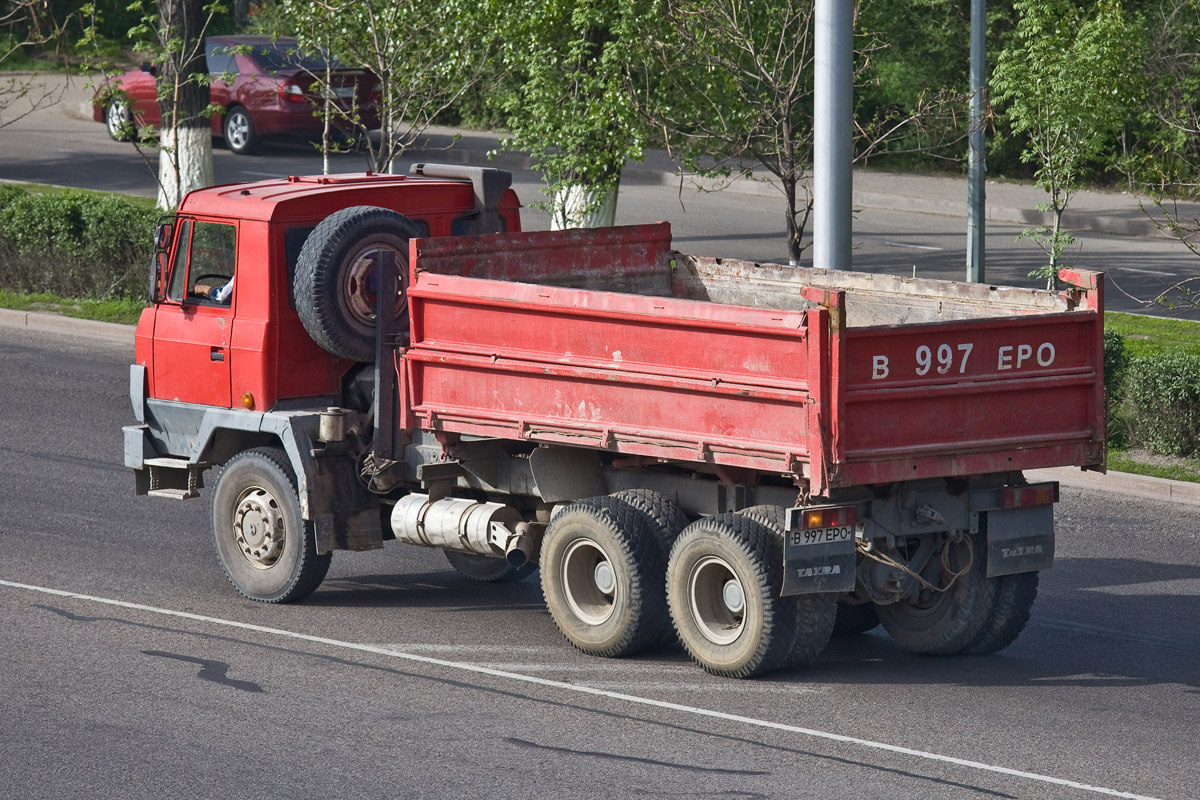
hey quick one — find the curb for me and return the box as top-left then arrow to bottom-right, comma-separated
1027,467 -> 1200,509
0,308 -> 135,346
5,308 -> 1198,507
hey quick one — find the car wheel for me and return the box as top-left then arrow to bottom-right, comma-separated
223,106 -> 261,155
106,99 -> 133,142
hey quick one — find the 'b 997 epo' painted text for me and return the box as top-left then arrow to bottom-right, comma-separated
871,341 -> 1056,380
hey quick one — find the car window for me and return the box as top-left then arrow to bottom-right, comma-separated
205,42 -> 239,76
247,43 -> 335,72
165,219 -> 237,305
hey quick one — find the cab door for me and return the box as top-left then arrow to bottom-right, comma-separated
151,218 -> 237,408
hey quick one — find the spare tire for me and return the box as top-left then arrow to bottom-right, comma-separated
294,206 -> 424,362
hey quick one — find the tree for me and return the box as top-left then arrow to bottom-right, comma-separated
625,0 -> 964,264
991,0 -> 1143,287
0,1 -> 73,129
488,0 -> 646,229
281,0 -> 486,175
152,0 -> 215,209
1125,0 -> 1200,308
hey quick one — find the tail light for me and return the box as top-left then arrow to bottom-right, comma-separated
1000,482 -> 1059,509
801,506 -> 857,530
279,83 -> 307,103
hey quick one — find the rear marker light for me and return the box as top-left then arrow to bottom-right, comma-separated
1001,482 -> 1059,509
803,507 -> 857,530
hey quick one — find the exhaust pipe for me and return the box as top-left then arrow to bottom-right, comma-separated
504,522 -> 544,568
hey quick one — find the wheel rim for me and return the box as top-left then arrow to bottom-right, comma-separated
232,485 -> 285,569
688,555 -> 746,645
561,538 -> 617,626
106,101 -> 127,136
226,111 -> 250,150
342,244 -> 407,328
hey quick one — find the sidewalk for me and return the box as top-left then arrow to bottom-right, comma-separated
48,70 -> 1187,242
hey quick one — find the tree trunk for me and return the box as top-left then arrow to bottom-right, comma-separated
550,182 -> 619,230
156,0 -> 212,209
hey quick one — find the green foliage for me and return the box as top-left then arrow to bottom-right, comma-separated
1125,352 -> 1200,457
489,0 -> 646,215
1103,327 -> 1129,447
0,187 -> 157,300
992,0 -> 1145,280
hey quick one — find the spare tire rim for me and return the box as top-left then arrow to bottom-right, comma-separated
233,486 -> 285,569
689,555 -> 746,645
343,244 -> 407,328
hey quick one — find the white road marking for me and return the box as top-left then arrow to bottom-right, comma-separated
884,241 -> 944,251
0,578 -> 1166,800
1119,267 -> 1176,277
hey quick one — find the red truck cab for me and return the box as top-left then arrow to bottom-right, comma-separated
138,166 -> 521,413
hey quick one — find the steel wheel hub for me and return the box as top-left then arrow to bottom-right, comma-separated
561,538 -> 617,626
344,246 -> 406,327
233,487 -> 284,569
689,555 -> 746,645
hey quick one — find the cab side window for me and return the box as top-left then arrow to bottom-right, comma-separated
165,220 -> 238,305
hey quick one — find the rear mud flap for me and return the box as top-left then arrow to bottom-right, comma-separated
781,536 -> 856,595
985,506 -> 1054,577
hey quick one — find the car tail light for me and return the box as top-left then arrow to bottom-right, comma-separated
279,83 -> 306,103
1000,482 -> 1059,509
801,506 -> 857,530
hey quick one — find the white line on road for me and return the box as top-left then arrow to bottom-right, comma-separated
884,241 -> 944,251
0,578 -> 1166,800
1119,267 -> 1177,277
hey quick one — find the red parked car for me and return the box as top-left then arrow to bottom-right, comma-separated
94,35 -> 379,155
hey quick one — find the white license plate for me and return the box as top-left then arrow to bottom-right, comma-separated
788,526 -> 853,547
333,87 -> 356,98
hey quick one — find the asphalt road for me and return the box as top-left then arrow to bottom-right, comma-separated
1,325 -> 1198,800
1,82 -> 1199,319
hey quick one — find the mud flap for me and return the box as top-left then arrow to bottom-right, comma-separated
985,506 -> 1054,577
781,534 -> 856,595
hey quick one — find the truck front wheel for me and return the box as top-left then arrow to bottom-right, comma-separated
540,497 -> 669,657
211,447 -> 331,603
444,550 -> 537,583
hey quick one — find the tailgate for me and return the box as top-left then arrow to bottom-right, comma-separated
824,271 -> 1105,491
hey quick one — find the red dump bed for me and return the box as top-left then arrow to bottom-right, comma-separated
396,223 -> 1104,497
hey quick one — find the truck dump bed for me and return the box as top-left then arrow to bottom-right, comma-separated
398,222 -> 1104,496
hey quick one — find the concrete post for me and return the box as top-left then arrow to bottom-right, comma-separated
967,0 -> 987,283
813,0 -> 853,271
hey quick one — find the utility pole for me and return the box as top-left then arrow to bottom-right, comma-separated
967,0 -> 986,282
813,0 -> 853,271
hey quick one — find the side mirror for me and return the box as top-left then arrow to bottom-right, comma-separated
154,221 -> 174,251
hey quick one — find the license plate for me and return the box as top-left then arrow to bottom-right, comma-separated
333,86 -> 356,98
789,526 -> 853,547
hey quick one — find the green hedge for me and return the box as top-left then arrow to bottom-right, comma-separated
0,186 -> 157,300
1126,352 -> 1200,458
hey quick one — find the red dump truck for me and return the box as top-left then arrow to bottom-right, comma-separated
124,165 -> 1105,678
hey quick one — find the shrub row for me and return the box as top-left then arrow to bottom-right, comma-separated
0,185 -> 157,300
1106,330 -> 1200,458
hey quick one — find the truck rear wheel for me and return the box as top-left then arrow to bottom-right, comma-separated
211,447 -> 331,603
876,533 -> 995,655
294,206 -> 425,362
962,571 -> 1039,654
444,550 -> 537,583
833,601 -> 880,636
540,497 -> 669,657
668,514 -> 817,678
736,506 -> 837,669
